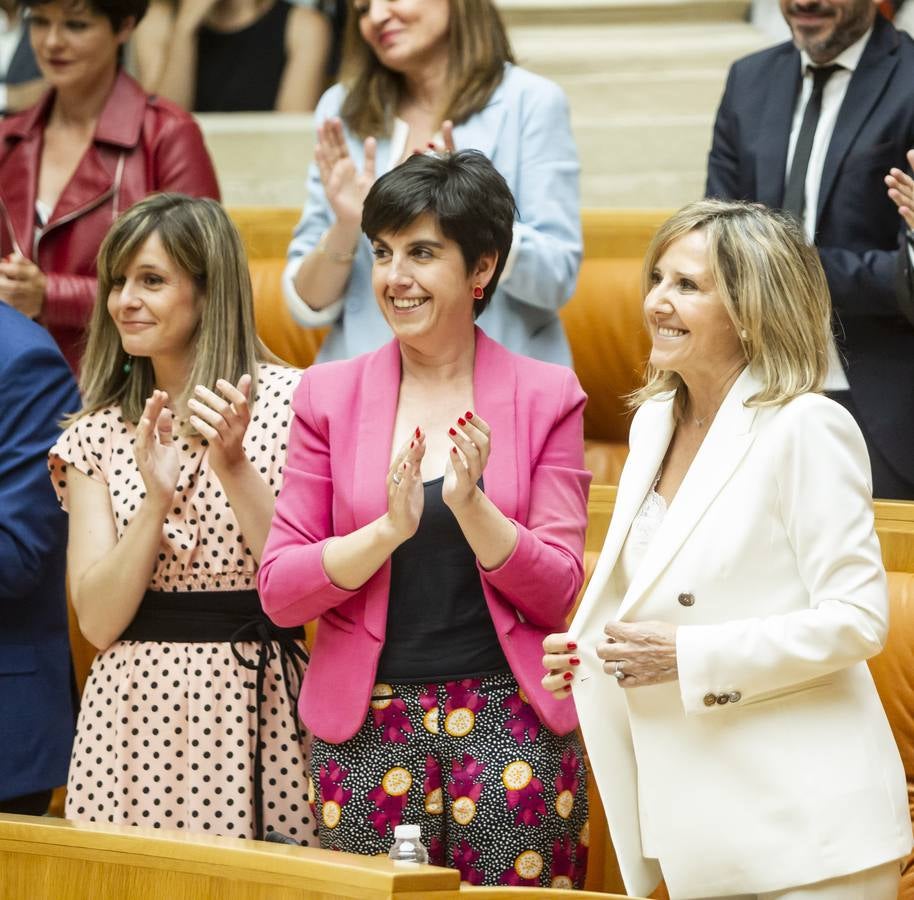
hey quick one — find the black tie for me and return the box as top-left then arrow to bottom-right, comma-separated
782,64 -> 842,222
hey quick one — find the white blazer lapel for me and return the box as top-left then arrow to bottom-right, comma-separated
569,396 -> 674,640
618,368 -> 763,620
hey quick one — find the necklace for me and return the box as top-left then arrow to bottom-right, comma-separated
693,412 -> 710,428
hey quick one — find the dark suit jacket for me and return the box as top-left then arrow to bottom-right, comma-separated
0,303 -> 79,801
706,14 -> 914,485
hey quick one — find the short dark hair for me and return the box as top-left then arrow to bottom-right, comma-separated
23,0 -> 148,32
361,149 -> 516,316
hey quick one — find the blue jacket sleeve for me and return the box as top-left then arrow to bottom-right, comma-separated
496,78 -> 582,312
0,341 -> 80,601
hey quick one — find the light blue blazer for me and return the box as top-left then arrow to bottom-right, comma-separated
282,64 -> 581,365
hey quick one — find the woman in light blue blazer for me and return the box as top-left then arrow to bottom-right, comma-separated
282,0 -> 581,365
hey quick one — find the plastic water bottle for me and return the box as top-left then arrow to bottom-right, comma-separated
387,824 -> 429,864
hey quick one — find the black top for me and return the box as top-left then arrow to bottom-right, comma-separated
193,0 -> 290,112
376,477 -> 510,683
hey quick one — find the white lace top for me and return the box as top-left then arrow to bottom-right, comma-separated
615,480 -> 668,595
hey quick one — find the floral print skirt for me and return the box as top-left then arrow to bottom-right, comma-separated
311,672 -> 589,888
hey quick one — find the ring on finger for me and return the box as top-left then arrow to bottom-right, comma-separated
392,473 -> 402,485
613,660 -> 626,682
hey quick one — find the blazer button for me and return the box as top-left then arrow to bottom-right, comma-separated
703,693 -> 717,707
716,693 -> 730,704
678,592 -> 695,607
728,691 -> 741,703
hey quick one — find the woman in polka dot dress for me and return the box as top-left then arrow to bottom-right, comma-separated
259,152 -> 590,885
49,194 -> 318,844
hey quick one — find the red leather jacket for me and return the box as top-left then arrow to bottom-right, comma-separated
0,71 -> 220,371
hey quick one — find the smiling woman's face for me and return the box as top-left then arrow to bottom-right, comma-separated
107,231 -> 201,361
370,213 -> 491,351
643,228 -> 745,386
355,0 -> 450,75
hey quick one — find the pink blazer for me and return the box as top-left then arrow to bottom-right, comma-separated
258,329 -> 591,743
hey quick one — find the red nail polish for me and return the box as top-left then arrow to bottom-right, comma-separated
449,427 -> 457,435
427,142 -> 435,148
410,441 -> 415,448
457,417 -> 466,426
563,684 -> 572,692
570,657 -> 580,666
451,447 -> 457,453
563,672 -> 573,681
566,641 -> 577,651
415,427 -> 420,438
465,411 -> 473,420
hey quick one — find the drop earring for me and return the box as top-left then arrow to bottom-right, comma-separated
123,355 -> 133,374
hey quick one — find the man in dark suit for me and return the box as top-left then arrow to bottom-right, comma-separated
0,302 -> 79,814
706,0 -> 914,499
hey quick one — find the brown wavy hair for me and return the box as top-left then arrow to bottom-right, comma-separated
71,193 -> 274,427
340,0 -> 514,139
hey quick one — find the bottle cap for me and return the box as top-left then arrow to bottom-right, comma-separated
394,824 -> 420,840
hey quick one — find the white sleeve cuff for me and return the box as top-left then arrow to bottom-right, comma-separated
281,256 -> 345,326
500,223 -> 522,282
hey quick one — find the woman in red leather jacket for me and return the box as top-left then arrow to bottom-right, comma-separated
0,0 -> 220,372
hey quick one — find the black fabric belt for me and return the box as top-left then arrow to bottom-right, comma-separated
119,589 -> 308,841
118,588 -> 300,642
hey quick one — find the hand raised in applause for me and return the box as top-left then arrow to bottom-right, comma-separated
442,411 -> 490,511
135,390 -> 180,511
385,427 -> 426,543
187,374 -> 253,479
0,253 -> 46,319
885,149 -> 914,230
597,620 -> 679,688
541,632 -> 582,700
315,118 -> 377,228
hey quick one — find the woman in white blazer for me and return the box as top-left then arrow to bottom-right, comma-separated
281,0 -> 580,365
543,200 -> 912,900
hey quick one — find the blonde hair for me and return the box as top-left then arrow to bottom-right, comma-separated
340,0 -> 514,139
73,193 -> 273,426
632,199 -> 831,416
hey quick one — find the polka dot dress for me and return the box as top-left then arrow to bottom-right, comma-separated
49,364 -> 318,843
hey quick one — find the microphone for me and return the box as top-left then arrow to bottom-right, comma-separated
265,830 -> 302,846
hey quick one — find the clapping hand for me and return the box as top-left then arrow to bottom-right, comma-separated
386,427 -> 426,542
187,375 -> 253,477
315,117 -> 377,227
0,252 -> 46,319
885,149 -> 914,230
135,390 -> 180,509
442,411 -> 490,510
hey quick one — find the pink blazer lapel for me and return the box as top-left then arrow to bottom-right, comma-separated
351,340 -> 401,642
472,329 -> 519,522
352,338 -> 401,530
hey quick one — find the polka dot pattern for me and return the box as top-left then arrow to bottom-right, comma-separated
49,364 -> 297,594
50,365 -> 317,842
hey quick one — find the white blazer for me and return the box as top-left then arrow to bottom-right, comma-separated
570,368 -> 911,899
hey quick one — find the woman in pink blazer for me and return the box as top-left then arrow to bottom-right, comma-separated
259,150 -> 591,887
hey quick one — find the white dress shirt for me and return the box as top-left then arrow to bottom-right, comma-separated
785,29 -> 873,390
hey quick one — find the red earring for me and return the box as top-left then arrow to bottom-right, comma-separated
472,284 -> 484,301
